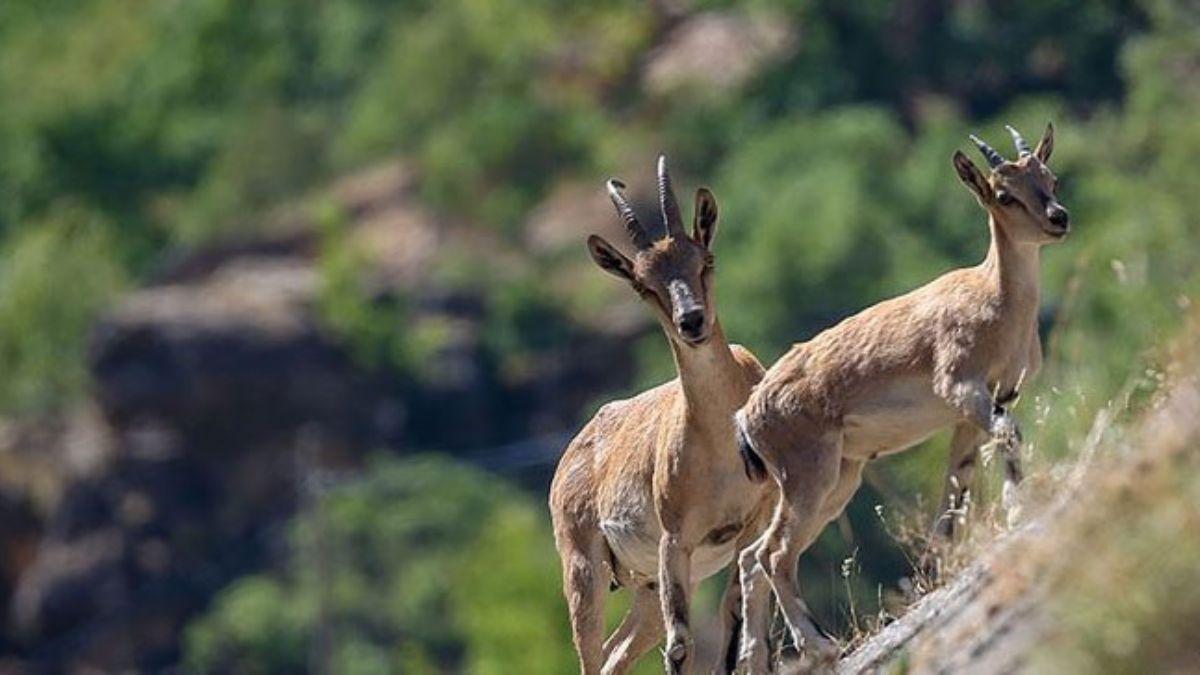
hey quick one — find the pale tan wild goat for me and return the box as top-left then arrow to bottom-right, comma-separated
732,124 -> 1069,668
550,157 -> 776,675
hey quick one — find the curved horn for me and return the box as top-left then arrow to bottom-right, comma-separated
968,134 -> 1005,169
1005,125 -> 1031,157
606,179 -> 652,249
657,154 -> 686,238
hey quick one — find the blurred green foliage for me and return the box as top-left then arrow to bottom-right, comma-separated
0,204 -> 125,414
339,0 -> 645,230
2,0 -> 1200,671
185,455 -> 578,674
316,204 -> 429,377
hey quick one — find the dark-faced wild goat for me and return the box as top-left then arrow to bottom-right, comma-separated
732,124 -> 1069,667
550,157 -> 776,675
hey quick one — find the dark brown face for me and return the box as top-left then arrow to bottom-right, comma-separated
955,123 -> 1070,245
587,160 -> 721,348
630,237 -> 715,345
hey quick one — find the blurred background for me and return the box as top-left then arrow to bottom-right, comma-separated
0,0 -> 1197,672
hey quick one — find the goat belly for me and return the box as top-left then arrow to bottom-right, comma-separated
599,518 -> 738,582
690,540 -> 739,580
600,518 -> 662,579
842,376 -> 957,460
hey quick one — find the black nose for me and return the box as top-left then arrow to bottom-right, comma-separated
678,309 -> 704,337
1048,206 -> 1069,227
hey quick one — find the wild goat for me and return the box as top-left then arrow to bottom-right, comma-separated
550,157 -> 776,674
732,124 -> 1068,668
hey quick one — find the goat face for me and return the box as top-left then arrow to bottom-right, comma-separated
957,123 -> 1070,245
588,157 -> 721,347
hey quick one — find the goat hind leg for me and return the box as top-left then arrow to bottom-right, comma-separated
763,518 -> 839,663
735,540 -> 774,674
716,523 -> 775,674
733,492 -> 786,673
761,439 -> 842,662
559,534 -> 608,674
601,584 -> 662,675
658,533 -> 695,674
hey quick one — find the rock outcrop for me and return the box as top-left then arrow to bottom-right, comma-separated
2,161 -> 646,671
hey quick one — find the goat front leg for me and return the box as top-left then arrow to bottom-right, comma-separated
659,532 -> 694,674
940,378 -> 1025,527
601,583 -> 662,675
557,533 -> 608,675
993,404 -> 1025,527
923,424 -> 986,579
736,512 -> 779,674
932,424 -> 987,541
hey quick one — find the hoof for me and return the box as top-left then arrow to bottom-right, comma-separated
664,636 -> 691,674
667,640 -> 687,660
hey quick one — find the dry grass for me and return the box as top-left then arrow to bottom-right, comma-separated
857,355 -> 1169,640
829,323 -> 1200,674
1027,347 -> 1200,673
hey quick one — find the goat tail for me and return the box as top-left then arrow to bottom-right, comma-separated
735,409 -> 769,484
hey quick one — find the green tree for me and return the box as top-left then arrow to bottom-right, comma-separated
184,455 -> 578,673
0,204 -> 125,413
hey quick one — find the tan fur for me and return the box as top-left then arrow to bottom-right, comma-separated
734,125 -> 1068,667
550,163 -> 777,675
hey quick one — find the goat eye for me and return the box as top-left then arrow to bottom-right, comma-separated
704,254 -> 715,268
996,191 -> 1015,206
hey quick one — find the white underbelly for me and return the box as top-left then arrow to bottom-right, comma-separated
600,519 -> 738,582
600,517 -> 661,578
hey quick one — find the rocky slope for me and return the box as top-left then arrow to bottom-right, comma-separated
830,337 -> 1200,674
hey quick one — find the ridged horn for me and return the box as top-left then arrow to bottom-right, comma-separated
606,179 -> 652,249
968,134 -> 1005,168
1005,125 -> 1031,157
657,154 -> 686,238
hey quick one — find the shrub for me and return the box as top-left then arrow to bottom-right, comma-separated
0,204 -> 126,414
184,455 -> 578,673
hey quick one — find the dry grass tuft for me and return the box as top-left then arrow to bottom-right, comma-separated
833,324 -> 1200,674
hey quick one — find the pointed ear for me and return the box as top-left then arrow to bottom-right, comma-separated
1034,122 -> 1054,163
692,188 -> 718,249
587,235 -> 635,282
953,150 -> 993,204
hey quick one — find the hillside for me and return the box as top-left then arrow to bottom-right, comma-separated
831,328 -> 1200,674
1,1 -> 1198,672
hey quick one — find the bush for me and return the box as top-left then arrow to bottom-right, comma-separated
0,204 -> 125,414
338,0 -> 645,231
184,455 -> 577,674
